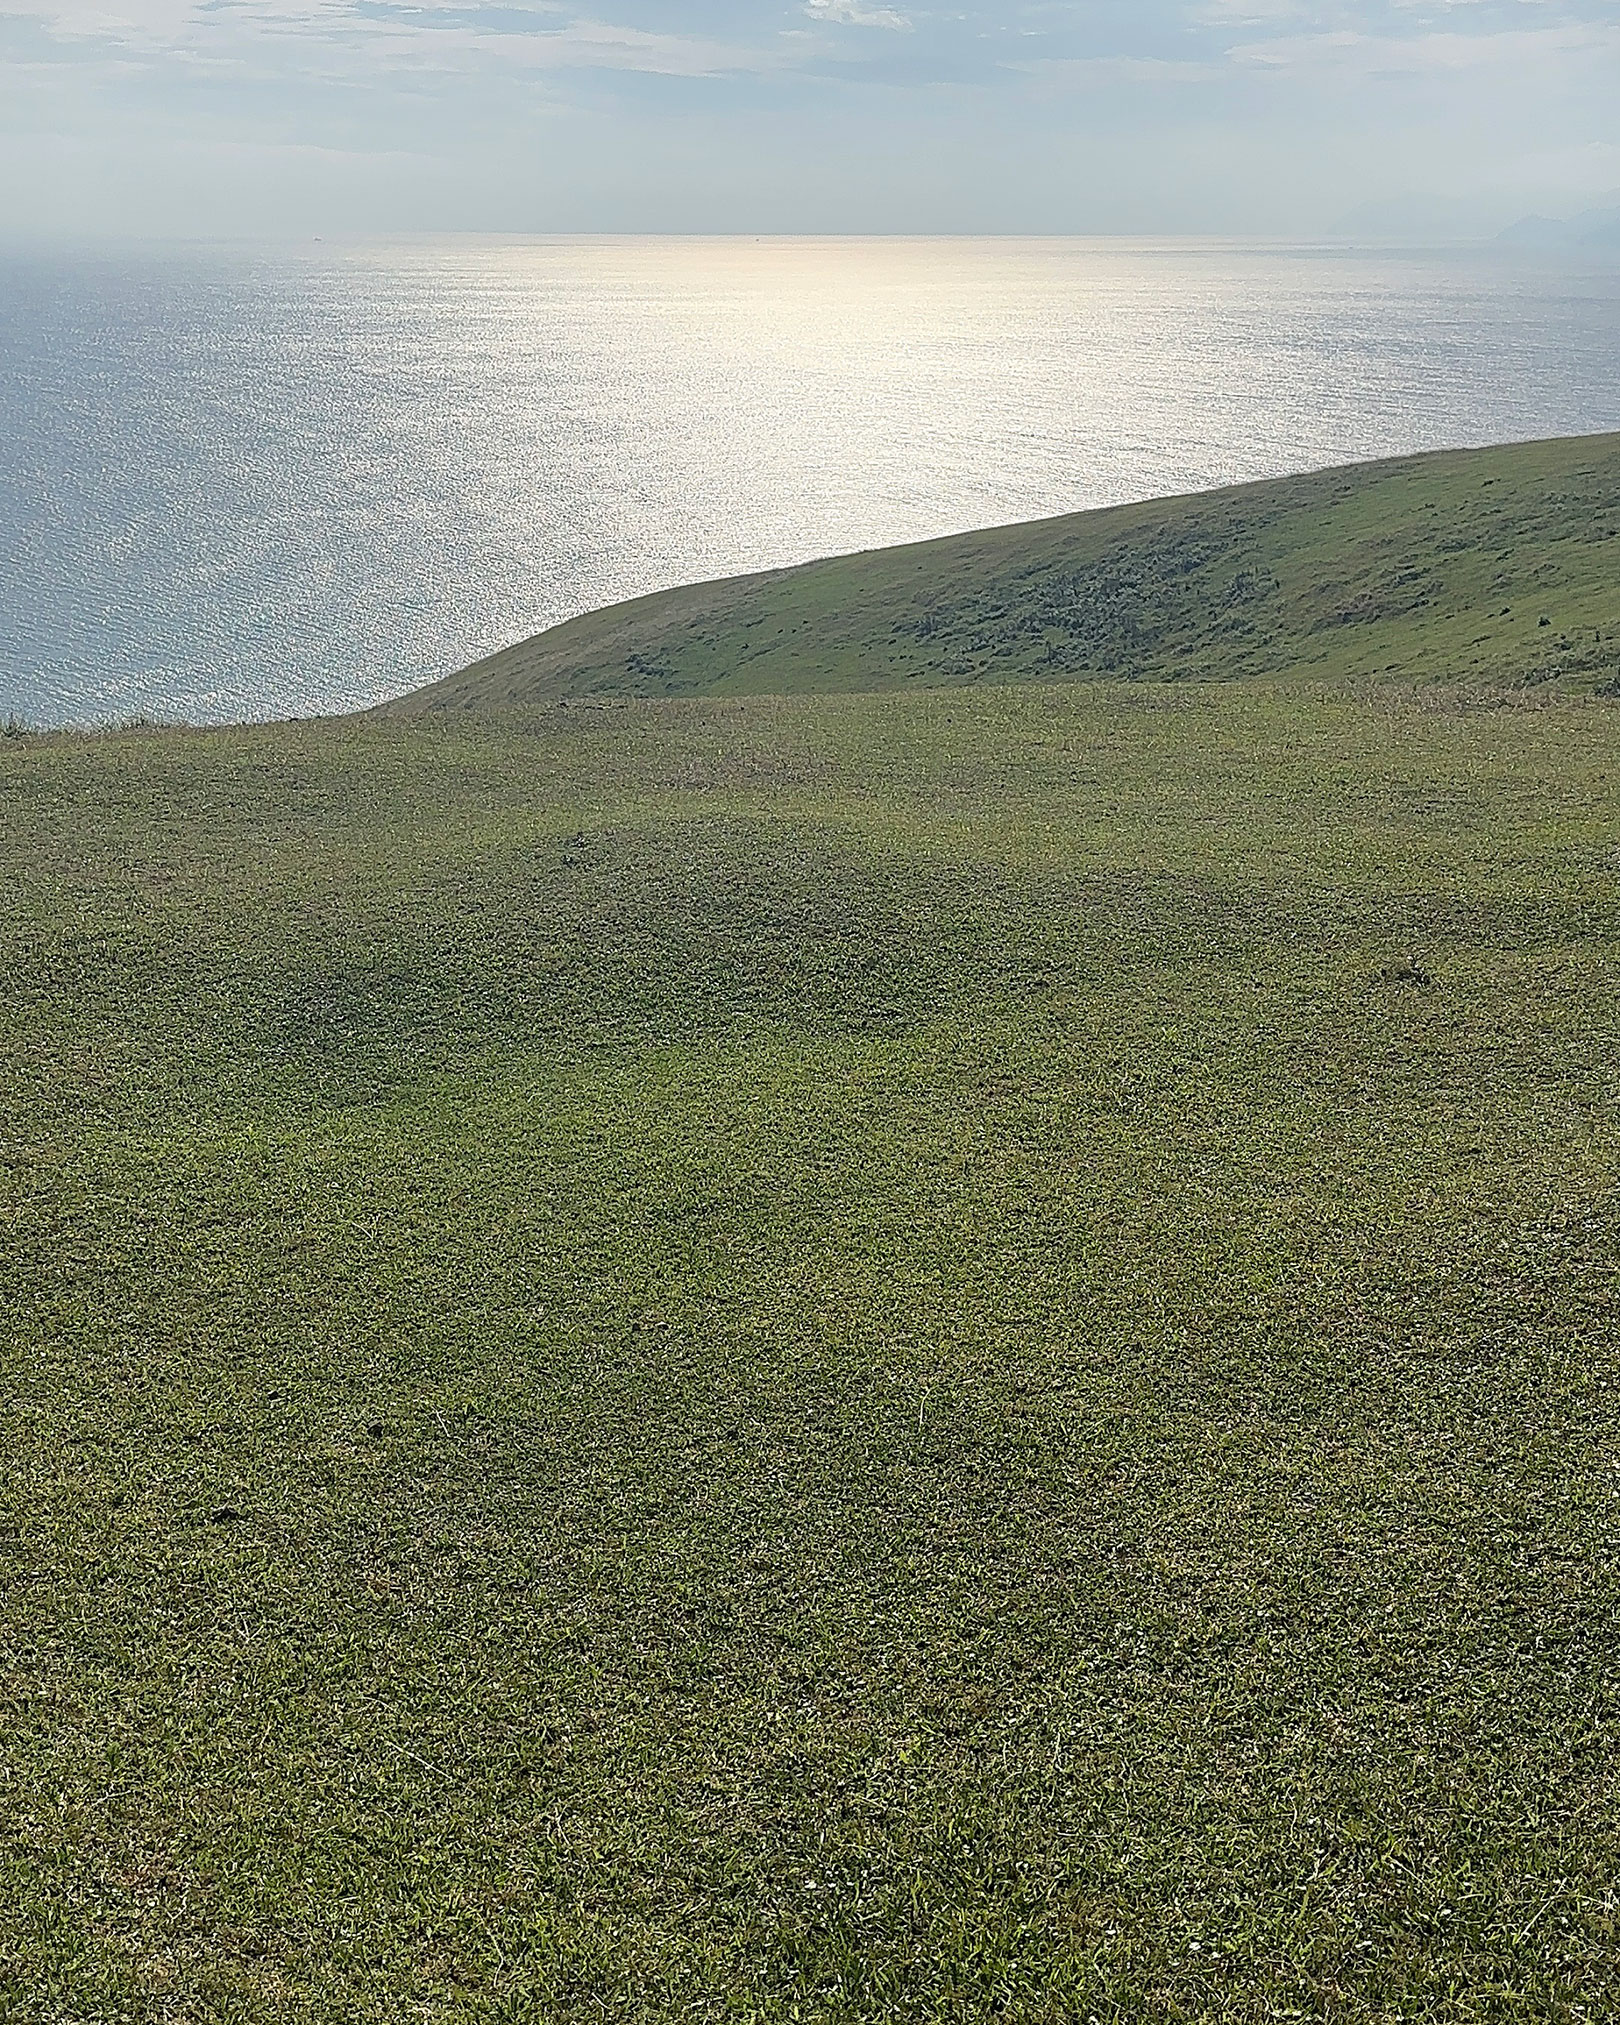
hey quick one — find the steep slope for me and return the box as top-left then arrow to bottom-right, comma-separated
382,431 -> 1620,712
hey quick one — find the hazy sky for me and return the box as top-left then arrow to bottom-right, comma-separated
3,0 -> 1617,238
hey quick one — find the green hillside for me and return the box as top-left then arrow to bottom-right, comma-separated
387,432 -> 1620,711
6,438 -> 1620,2019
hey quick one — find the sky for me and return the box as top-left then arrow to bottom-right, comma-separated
2,0 -> 1617,239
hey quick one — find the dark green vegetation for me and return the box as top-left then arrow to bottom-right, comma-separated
6,437 -> 1620,2020
391,432 -> 1620,710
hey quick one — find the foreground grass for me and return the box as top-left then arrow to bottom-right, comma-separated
3,681 -> 1620,2019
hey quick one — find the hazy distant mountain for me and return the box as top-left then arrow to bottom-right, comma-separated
1331,193 -> 1620,252
1497,202 -> 1620,251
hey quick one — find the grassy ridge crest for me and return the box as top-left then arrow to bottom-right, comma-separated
383,432 -> 1620,712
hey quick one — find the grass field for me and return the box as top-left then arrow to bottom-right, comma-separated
4,438 -> 1620,2020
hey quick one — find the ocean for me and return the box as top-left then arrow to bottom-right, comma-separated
3,236 -> 1618,726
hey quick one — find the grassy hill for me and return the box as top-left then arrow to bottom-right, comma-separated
386,432 -> 1620,711
5,438 -> 1620,2019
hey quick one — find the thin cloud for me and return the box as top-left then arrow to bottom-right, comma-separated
1231,17 -> 1620,72
4,0 -> 780,75
804,0 -> 910,30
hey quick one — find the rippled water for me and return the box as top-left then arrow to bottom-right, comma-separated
3,236 -> 1618,725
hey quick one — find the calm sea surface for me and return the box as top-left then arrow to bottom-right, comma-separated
3,236 -> 1618,726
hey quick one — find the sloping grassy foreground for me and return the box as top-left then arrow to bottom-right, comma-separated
3,680 -> 1619,2020
388,433 -> 1620,710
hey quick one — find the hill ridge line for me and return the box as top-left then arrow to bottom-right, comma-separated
375,431 -> 1620,714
